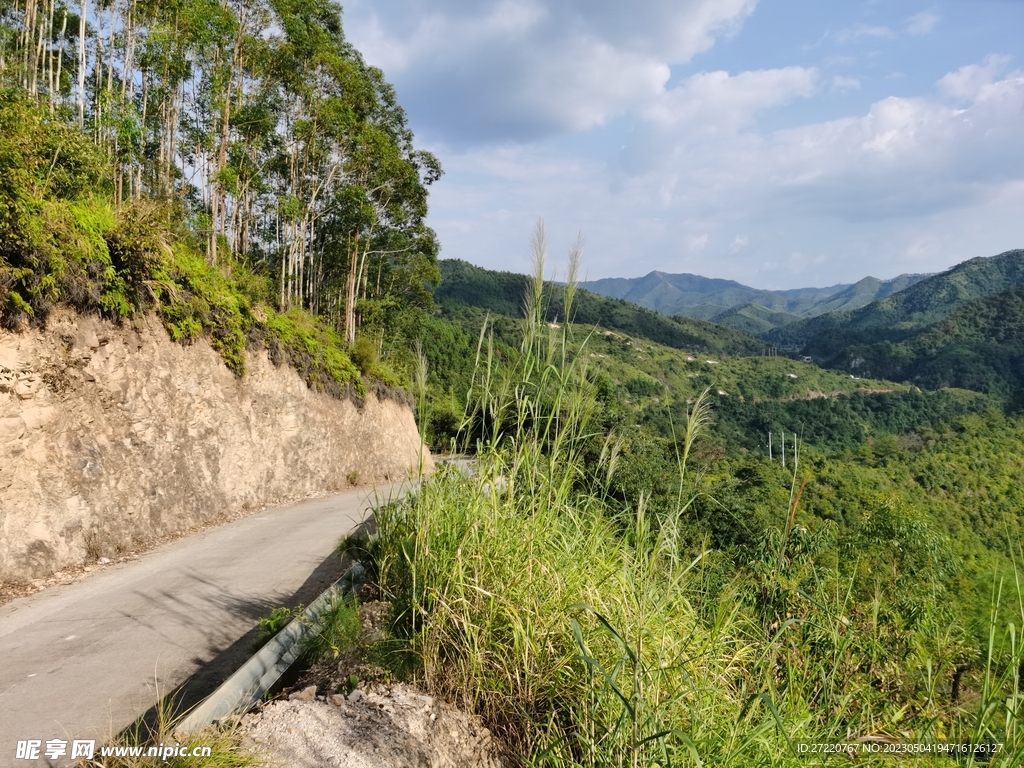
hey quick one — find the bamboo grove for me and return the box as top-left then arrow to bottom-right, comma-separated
0,0 -> 442,343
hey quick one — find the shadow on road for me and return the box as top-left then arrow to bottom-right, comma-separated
127,515 -> 377,741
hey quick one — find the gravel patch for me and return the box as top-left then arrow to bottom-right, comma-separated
238,600 -> 504,767
238,681 -> 503,768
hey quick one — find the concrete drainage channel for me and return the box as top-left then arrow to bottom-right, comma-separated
175,562 -> 367,735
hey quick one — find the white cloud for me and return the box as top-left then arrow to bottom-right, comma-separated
688,234 -> 709,252
643,68 -> 819,132
612,61 -> 1024,224
836,24 -> 896,43
343,0 -> 757,142
906,11 -> 939,36
938,54 -> 1014,100
426,59 -> 1024,282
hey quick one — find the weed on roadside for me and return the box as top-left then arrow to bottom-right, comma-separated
81,696 -> 254,768
300,595 -> 362,662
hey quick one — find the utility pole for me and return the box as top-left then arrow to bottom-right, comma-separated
781,431 -> 785,469
768,431 -> 772,462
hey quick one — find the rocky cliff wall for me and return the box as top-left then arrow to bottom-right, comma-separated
0,310 -> 430,580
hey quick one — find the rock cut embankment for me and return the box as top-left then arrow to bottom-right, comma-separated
0,309 -> 430,581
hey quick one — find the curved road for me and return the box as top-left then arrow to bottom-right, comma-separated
0,485 -> 405,764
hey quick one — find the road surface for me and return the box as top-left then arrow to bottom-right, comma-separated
0,484 -> 405,764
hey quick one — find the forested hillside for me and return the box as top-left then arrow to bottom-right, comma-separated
436,258 -> 764,355
422,256 -> 996,457
770,249 -> 1024,350
705,302 -> 803,334
762,250 -> 1024,404
805,273 -> 928,316
831,283 -> 1024,405
0,0 -> 442,390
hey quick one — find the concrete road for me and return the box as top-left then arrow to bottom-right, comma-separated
0,485 -> 406,765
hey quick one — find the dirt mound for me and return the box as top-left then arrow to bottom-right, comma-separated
239,682 -> 502,768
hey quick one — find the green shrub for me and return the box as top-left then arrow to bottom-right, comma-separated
350,336 -> 378,374
257,606 -> 297,642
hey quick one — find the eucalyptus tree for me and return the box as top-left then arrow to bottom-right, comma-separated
0,0 -> 442,346
252,0 -> 441,342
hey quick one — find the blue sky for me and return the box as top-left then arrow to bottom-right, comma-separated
343,0 -> 1024,287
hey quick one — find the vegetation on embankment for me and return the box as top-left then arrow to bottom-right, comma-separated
0,165 -> 368,395
2,0 -> 446,396
356,230 -> 1024,766
0,89 -> 423,397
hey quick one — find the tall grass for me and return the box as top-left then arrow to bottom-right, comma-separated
370,222 -> 1024,766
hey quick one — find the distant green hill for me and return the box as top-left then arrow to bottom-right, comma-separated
434,259 -> 765,356
581,269 -> 929,325
807,274 -> 926,316
582,271 -> 846,318
768,249 -> 1024,354
832,284 -> 1024,405
709,303 -> 803,335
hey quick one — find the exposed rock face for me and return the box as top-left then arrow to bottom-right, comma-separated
0,310 -> 430,580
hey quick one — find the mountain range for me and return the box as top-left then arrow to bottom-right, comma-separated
434,260 -> 764,356
581,271 -> 931,332
438,248 -> 1024,407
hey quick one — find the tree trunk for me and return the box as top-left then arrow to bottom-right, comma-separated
54,9 -> 67,111
344,232 -> 359,344
77,0 -> 86,127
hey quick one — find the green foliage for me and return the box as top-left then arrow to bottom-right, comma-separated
710,387 -> 994,453
1,197 -> 123,324
264,308 -> 363,395
301,595 -> 362,662
0,96 -> 123,324
257,606 -> 297,642
349,335 -> 378,375
154,245 -> 250,374
369,244 -> 1024,765
0,90 -> 109,214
